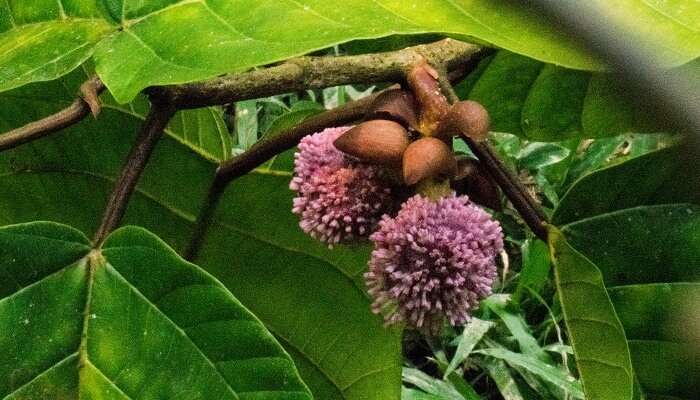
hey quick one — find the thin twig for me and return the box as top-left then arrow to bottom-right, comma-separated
183,92 -> 378,260
436,70 -> 549,240
93,101 -> 176,246
151,39 -> 480,109
0,76 -> 104,152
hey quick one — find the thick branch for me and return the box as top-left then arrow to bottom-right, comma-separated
437,70 -> 549,240
152,39 -> 480,109
0,77 -> 104,152
93,102 -> 176,246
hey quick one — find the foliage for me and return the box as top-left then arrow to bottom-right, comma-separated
1,1 -> 699,101
1,2 -> 699,400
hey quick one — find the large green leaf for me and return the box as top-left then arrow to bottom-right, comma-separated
548,227 -> 634,400
0,68 -> 401,399
0,0 -> 113,92
561,205 -> 700,399
0,221 -> 311,398
457,53 -> 699,141
553,147 -> 699,225
3,1 -> 700,101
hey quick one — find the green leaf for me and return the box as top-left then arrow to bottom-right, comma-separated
460,52 -> 698,141
548,227 -> 634,400
444,318 -> 493,378
562,205 -> 700,286
475,348 -> 584,398
479,357 -> 524,400
102,92 -> 232,162
561,205 -> 700,399
481,295 -> 548,362
0,68 -> 401,400
0,12 -> 112,92
401,387 -> 444,400
5,1 -> 700,100
513,238 -> 551,303
0,222 -> 311,398
402,368 -> 465,400
518,143 -> 571,170
553,147 -> 699,225
235,100 -> 259,150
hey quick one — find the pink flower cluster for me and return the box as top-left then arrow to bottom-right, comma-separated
365,194 -> 503,332
290,127 -> 393,246
290,127 -> 504,330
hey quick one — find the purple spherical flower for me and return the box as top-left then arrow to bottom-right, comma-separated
290,126 -> 393,246
365,193 -> 503,332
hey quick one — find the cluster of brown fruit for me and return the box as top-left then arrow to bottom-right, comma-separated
334,62 -> 497,205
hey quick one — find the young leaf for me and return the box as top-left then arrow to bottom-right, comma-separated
0,222 -> 311,398
475,348 -> 584,398
479,357 -> 525,400
401,387 -> 444,400
548,227 -> 634,400
402,368 -> 465,400
443,318 -> 493,379
481,295 -> 548,362
513,238 -> 551,303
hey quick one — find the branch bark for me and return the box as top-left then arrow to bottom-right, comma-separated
0,76 -> 104,152
93,101 -> 176,246
436,70 -> 549,240
151,39 -> 480,109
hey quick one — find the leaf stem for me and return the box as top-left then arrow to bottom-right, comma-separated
0,76 -> 104,152
93,101 -> 176,246
436,70 -> 549,240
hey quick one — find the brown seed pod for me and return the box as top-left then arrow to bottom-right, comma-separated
406,62 -> 450,136
333,120 -> 409,165
365,89 -> 419,130
440,100 -> 490,142
402,137 -> 457,185
452,157 -> 502,210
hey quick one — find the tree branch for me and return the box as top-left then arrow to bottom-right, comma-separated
0,76 -> 104,152
151,39 -> 480,109
436,70 -> 549,240
93,101 -> 176,246
183,50 -> 489,260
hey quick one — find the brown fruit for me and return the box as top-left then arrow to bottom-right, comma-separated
333,120 -> 409,165
365,89 -> 419,130
402,137 -> 457,185
441,100 -> 490,142
406,63 -> 450,135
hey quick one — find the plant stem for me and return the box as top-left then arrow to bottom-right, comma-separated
93,101 -> 176,246
436,70 -> 549,240
0,76 -> 104,152
151,39 -> 480,109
